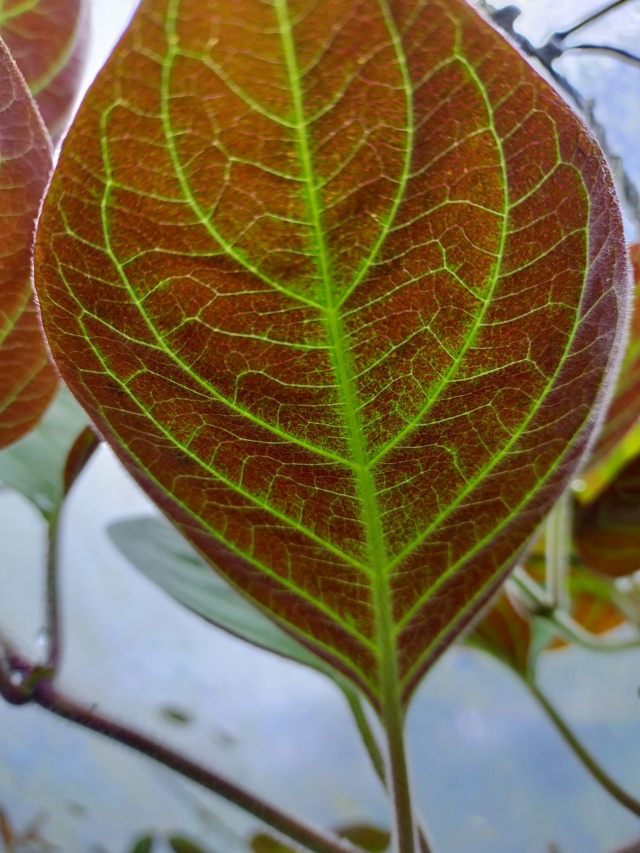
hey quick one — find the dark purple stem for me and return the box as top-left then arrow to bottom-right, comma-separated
0,637 -> 358,853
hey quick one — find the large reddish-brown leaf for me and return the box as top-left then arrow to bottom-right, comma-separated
0,0 -> 89,140
34,0 -> 629,707
0,37 -> 56,450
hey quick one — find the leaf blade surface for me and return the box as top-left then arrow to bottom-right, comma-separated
0,0 -> 89,138
0,36 -> 56,450
35,0 -> 629,706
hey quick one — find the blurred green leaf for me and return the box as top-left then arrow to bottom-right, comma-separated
108,515 -> 344,682
336,823 -> 390,851
250,834 -> 295,853
0,386 -> 88,518
130,837 -> 154,853
159,706 -> 192,725
168,836 -> 211,853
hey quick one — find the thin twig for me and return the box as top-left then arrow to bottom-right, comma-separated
44,509 -> 62,671
564,44 -> 640,66
526,680 -> 640,820
0,637 -> 359,853
45,426 -> 100,672
556,0 -> 632,38
0,634 -> 31,706
341,686 -> 387,784
510,570 -> 640,652
485,0 -> 640,228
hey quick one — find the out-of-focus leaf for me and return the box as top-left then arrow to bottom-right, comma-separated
62,424 -> 99,495
613,573 -> 640,629
0,806 -> 53,851
0,809 -> 10,845
580,244 -> 640,499
35,0 -> 629,707
546,565 -> 626,648
158,705 -> 192,725
0,36 -> 56,451
465,587 -> 533,677
336,823 -> 390,852
108,515 -> 343,681
250,835 -> 295,853
0,386 -> 88,518
130,837 -> 154,853
469,538 -> 627,670
0,0 -> 89,139
565,569 -> 624,635
168,836 -> 211,853
575,453 -> 640,577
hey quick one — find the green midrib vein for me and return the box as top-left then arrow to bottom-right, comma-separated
0,285 -> 32,349
274,0 -> 399,692
0,0 -> 39,24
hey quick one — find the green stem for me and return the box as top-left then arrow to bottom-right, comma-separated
341,685 -> 387,785
342,687 -> 434,853
510,570 -> 640,652
525,679 -> 640,819
544,492 -> 572,610
379,688 -> 420,853
44,507 -> 62,671
43,426 -> 100,674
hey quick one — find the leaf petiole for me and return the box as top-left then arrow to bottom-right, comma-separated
544,492 -> 573,610
0,629 -> 360,853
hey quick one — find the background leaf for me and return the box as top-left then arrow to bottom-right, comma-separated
555,566 -> 626,643
0,386 -> 88,518
108,514 -> 343,680
575,453 -> 640,578
0,36 -> 56,451
465,587 -> 533,677
168,836 -> 212,853
250,835 -> 295,853
130,838 -> 155,853
335,823 -> 390,852
35,0 -> 629,706
0,0 -> 89,139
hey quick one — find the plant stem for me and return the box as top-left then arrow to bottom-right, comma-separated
45,426 -> 99,672
341,685 -> 387,785
510,570 -> 640,652
35,685 -> 360,853
544,492 -> 572,610
341,686 -> 434,853
0,641 -> 359,853
378,674 -> 421,853
525,679 -> 640,819
556,0 -> 631,38
44,507 -> 62,671
563,44 -> 640,66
